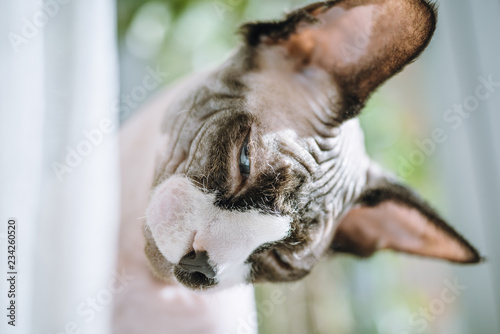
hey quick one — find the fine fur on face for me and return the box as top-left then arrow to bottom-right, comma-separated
142,0 -> 482,291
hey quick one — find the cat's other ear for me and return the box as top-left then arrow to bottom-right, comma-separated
332,177 -> 482,264
241,0 -> 437,120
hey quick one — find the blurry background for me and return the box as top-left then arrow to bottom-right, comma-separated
1,0 -> 499,333
116,0 -> 500,333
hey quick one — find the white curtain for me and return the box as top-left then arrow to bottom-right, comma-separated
426,0 -> 500,332
0,1 -> 120,333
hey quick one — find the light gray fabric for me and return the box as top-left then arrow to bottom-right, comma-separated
426,0 -> 500,332
0,0 -> 119,333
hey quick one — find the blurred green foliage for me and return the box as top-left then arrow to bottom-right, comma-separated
118,0 -> 308,82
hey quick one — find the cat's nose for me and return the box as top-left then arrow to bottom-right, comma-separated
178,250 -> 216,279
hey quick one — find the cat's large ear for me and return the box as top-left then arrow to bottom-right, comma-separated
241,0 -> 437,120
331,174 -> 482,264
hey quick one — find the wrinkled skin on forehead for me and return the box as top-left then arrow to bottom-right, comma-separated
143,0 -> 482,291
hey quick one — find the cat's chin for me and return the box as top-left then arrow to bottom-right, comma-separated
172,266 -> 218,291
